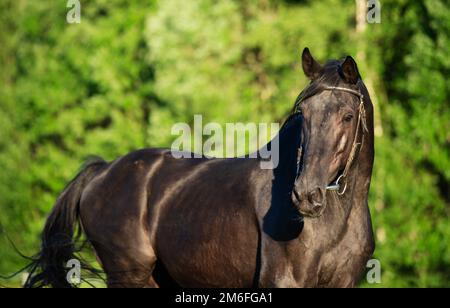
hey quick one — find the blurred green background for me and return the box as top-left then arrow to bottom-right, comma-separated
0,0 -> 449,287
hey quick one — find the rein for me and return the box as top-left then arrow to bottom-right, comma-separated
295,86 -> 368,195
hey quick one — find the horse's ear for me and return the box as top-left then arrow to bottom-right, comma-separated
302,48 -> 322,80
341,56 -> 360,84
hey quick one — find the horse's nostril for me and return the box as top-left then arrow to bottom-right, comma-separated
308,187 -> 324,205
312,205 -> 323,214
293,189 -> 301,202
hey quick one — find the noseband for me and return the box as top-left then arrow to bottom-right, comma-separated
295,86 -> 368,195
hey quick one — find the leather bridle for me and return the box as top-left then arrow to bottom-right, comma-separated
295,86 -> 368,195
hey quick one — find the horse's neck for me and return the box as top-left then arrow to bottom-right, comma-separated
265,115 -> 302,173
306,164 -> 372,248
265,117 -> 303,203
255,116 -> 302,195
256,117 -> 305,241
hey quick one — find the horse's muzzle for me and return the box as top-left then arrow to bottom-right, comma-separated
291,187 -> 326,218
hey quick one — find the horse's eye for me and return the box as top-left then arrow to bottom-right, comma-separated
343,114 -> 353,122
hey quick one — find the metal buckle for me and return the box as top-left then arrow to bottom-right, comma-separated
326,174 -> 347,195
326,174 -> 343,191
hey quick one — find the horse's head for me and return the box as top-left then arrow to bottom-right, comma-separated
291,48 -> 367,218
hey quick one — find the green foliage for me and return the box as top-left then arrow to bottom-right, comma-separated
0,0 -> 448,287
364,0 -> 450,287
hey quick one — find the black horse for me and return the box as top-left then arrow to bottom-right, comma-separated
25,48 -> 375,288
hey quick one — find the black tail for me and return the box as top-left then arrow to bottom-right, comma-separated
24,158 -> 107,288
